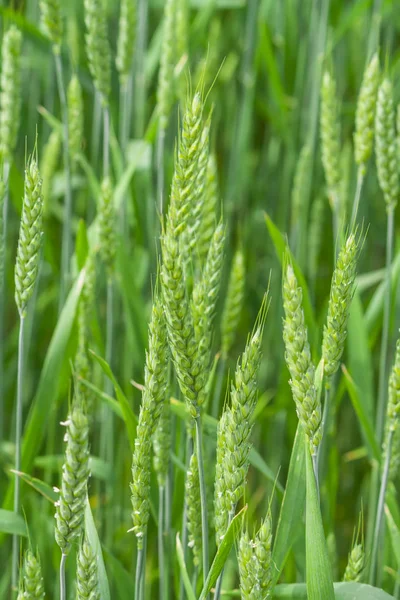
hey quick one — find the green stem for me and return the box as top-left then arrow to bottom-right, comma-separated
0,161 -> 9,443
317,385 -> 330,481
376,208 -> 394,444
179,434 -> 193,600
91,91 -> 102,172
103,277 -> 114,543
103,105 -> 110,179
11,316 -> 25,592
194,414 -> 209,589
54,52 -> 73,313
350,170 -> 364,231
158,485 -> 165,600
134,0 -> 148,138
369,429 -> 393,585
59,553 -> 67,600
119,81 -> 130,237
135,544 -> 145,600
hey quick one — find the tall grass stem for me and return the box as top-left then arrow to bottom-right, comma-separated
103,106 -> 110,179
157,127 -> 166,215
59,553 -> 67,600
54,53 -> 73,312
0,161 -> 10,441
194,414 -> 209,591
158,485 -> 165,600
11,315 -> 25,592
135,545 -> 145,600
369,430 -> 393,585
376,208 -> 394,444
350,171 -> 364,230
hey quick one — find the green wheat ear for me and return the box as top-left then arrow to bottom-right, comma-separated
375,78 -> 399,211
17,549 -> 45,599
15,157 -> 44,319
157,0 -> 177,131
84,0 -> 111,105
322,232 -> 359,382
116,0 -> 136,86
186,452 -> 202,568
98,176 -> 116,277
320,70 -> 341,209
76,535 -> 100,600
221,248 -> 246,359
40,0 -> 62,51
68,74 -> 84,168
238,516 -> 273,599
354,53 -> 380,176
55,403 -> 90,556
41,129 -> 61,213
0,26 -> 22,161
283,264 -> 321,453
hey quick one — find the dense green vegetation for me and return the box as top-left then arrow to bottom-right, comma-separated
1,0 -> 400,598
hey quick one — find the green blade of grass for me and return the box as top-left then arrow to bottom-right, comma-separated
90,350 -> 137,450
198,506 -> 248,600
386,505 -> 400,566
305,441 -> 335,600
272,424 -> 306,583
272,582 -> 395,598
103,549 -> 135,600
176,533 -> 197,600
85,498 -> 111,600
10,471 -> 57,503
341,365 -> 380,462
0,509 -> 27,537
264,212 -> 317,344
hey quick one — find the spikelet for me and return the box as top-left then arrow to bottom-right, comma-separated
354,54 -> 380,176
291,144 -> 311,234
375,78 -> 399,211
131,297 -> 169,546
0,26 -> 22,161
41,129 -> 61,213
153,399 -> 171,488
84,0 -> 111,105
15,158 -> 44,318
55,404 -> 90,555
186,453 -> 202,567
238,517 -> 273,600
98,176 -> 116,277
197,153 -> 219,267
17,549 -> 45,599
221,249 -> 246,359
192,221 -> 225,370
343,543 -> 364,583
40,0 -> 62,51
76,535 -> 100,600
116,0 -> 136,86
320,71 -> 341,209
68,75 -> 84,167
214,297 -> 268,542
322,233 -> 359,381
157,0 -> 177,131
167,92 -> 204,241
283,264 -> 321,453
